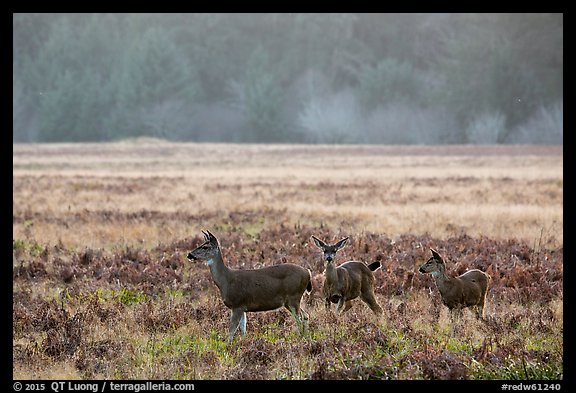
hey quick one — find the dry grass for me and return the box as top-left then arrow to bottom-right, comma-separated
13,142 -> 562,249
13,141 -> 563,380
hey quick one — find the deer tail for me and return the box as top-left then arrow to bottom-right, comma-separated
306,269 -> 313,293
368,261 -> 381,271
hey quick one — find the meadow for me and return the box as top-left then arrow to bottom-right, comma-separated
13,140 -> 563,380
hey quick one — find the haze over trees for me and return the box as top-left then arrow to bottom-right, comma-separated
13,13 -> 563,144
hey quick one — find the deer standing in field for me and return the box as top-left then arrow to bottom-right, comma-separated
418,248 -> 490,320
187,230 -> 312,343
311,235 -> 383,316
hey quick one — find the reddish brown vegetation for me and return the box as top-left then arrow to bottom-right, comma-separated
14,223 -> 562,310
12,143 -> 563,379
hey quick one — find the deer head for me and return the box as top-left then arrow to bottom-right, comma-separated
187,230 -> 220,264
311,235 -> 349,265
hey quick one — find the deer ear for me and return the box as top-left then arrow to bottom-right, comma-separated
205,230 -> 217,243
430,248 -> 443,262
311,235 -> 326,249
335,237 -> 349,250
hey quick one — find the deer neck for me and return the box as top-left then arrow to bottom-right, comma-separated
325,261 -> 339,284
431,269 -> 453,291
206,251 -> 232,291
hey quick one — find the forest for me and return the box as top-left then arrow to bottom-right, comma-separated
12,13 -> 563,144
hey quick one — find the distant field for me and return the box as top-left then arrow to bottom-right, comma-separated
13,141 -> 563,380
13,141 -> 563,248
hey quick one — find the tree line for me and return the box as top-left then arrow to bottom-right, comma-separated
13,13 -> 563,144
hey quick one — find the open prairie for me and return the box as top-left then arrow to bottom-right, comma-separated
13,141 -> 563,380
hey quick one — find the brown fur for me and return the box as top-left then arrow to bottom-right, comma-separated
311,235 -> 383,316
419,248 -> 491,320
188,230 -> 312,342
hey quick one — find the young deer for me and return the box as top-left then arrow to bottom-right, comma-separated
311,235 -> 383,316
419,248 -> 490,320
187,230 -> 312,343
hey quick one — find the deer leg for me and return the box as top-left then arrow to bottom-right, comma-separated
287,304 -> 307,335
342,300 -> 353,313
477,294 -> 487,320
239,311 -> 247,335
474,304 -> 486,320
360,293 -> 383,316
449,307 -> 464,335
448,308 -> 457,324
300,308 -> 309,333
228,309 -> 244,342
327,294 -> 341,313
337,299 -> 353,314
447,308 -> 460,336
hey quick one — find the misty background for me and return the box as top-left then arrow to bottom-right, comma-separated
13,13 -> 563,144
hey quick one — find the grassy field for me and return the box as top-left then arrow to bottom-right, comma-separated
13,140 -> 563,380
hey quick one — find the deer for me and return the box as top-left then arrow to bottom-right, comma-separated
311,235 -> 383,316
187,230 -> 312,343
418,248 -> 490,320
